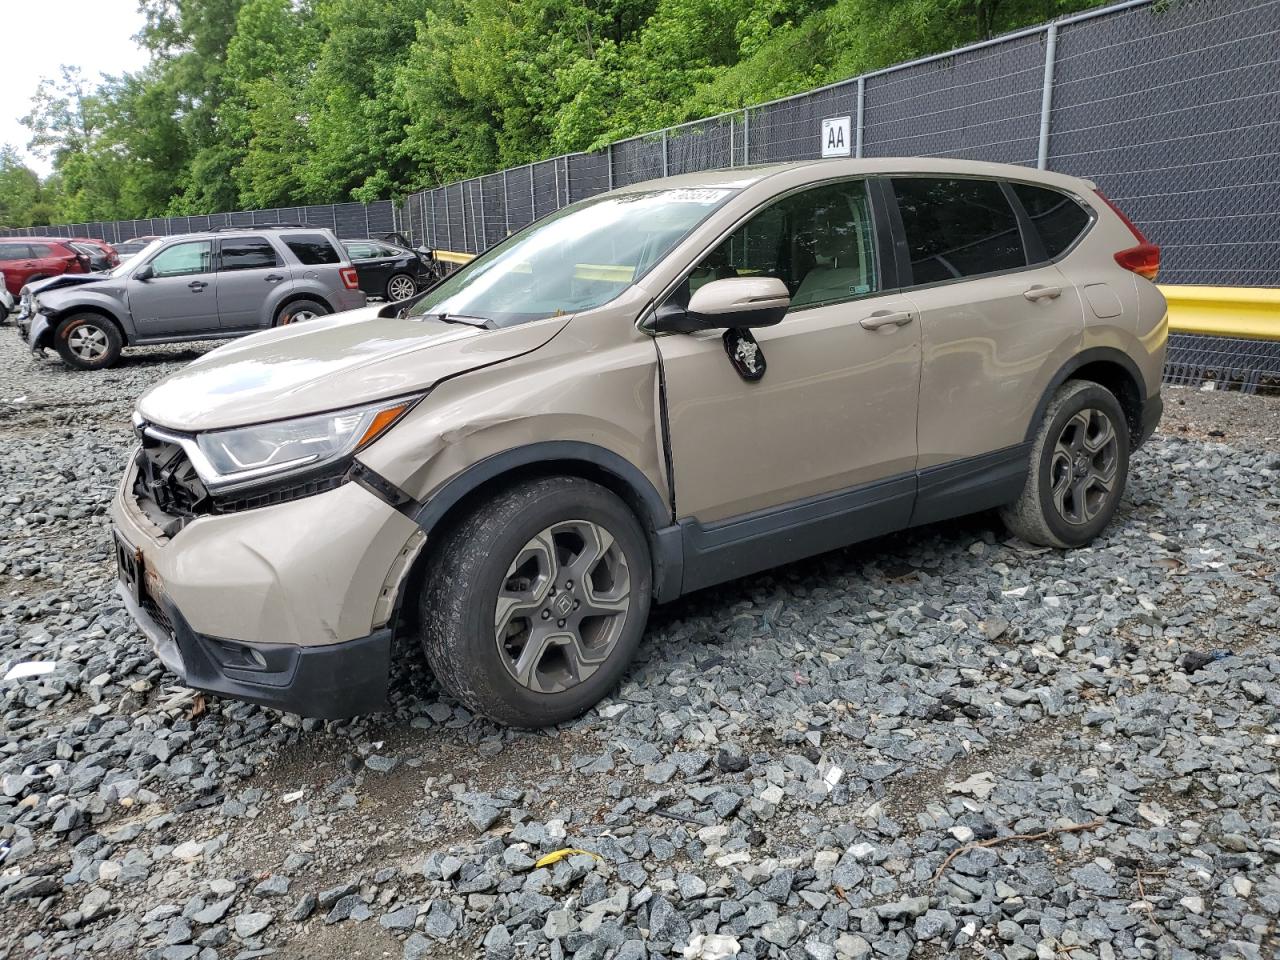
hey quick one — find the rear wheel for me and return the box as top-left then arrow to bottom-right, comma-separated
273,298 -> 330,326
1000,380 -> 1130,548
385,273 -> 417,302
420,476 -> 652,727
54,313 -> 123,370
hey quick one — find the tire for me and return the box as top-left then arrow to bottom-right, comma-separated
54,313 -> 123,370
273,298 -> 330,327
420,476 -> 652,727
1000,380 -> 1130,548
385,273 -> 417,302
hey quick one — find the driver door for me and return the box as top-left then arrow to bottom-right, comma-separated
656,178 -> 922,588
128,239 -> 219,337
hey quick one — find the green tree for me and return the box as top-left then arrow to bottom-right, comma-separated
0,146 -> 43,228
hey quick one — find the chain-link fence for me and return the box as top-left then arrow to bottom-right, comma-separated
6,0 -> 1277,290
399,0 -> 1280,293
0,201 -> 400,245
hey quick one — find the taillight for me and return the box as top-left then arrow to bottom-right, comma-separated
1113,243 -> 1160,281
1095,189 -> 1160,281
340,267 -> 360,289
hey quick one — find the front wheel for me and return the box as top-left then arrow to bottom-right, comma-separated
1000,380 -> 1130,548
54,313 -> 123,370
420,477 -> 652,727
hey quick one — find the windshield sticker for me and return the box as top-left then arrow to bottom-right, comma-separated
663,188 -> 733,204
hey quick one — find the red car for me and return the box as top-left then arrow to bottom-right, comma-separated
0,237 -> 93,296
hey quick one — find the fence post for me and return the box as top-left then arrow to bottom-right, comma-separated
743,110 -> 750,165
503,170 -> 511,236
444,185 -> 453,252
730,114 -> 735,168
479,179 -> 488,249
662,130 -> 669,177
607,144 -> 614,189
1037,22 -> 1058,170
855,77 -> 866,158
364,205 -> 370,236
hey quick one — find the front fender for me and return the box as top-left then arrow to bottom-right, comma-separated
44,292 -> 133,340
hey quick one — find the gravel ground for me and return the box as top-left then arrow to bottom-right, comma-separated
1,330 -> 1278,960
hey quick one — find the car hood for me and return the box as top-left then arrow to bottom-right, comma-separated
136,308 -> 572,431
24,273 -> 107,297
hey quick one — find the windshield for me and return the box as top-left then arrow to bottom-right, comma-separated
111,239 -> 163,276
408,187 -> 737,327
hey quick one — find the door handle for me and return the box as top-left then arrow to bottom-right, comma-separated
1023,285 -> 1062,302
264,274 -> 284,283
188,281 -> 208,290
859,310 -> 914,331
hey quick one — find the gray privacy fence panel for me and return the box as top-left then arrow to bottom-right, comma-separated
1,201 -> 398,243
7,0 -> 1280,288
1049,0 -> 1280,287
862,30 -> 1045,164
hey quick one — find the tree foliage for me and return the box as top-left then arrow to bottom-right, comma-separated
3,0 -> 1106,224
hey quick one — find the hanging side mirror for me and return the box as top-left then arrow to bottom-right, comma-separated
652,277 -> 791,334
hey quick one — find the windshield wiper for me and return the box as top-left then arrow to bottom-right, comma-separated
426,312 -> 494,329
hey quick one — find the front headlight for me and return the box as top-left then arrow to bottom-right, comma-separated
189,396 -> 419,492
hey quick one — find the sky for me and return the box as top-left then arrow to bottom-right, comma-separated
0,1 -> 150,177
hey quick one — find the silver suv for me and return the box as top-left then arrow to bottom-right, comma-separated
19,226 -> 366,369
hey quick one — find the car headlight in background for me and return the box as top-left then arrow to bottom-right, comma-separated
184,396 -> 419,492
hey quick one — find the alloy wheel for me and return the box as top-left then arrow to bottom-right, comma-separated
281,309 -> 316,325
388,276 -> 417,301
1049,407 -> 1119,525
494,520 -> 631,694
68,325 -> 109,362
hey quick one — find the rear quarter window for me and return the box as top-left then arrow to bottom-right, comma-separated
1012,183 -> 1092,260
284,234 -> 342,265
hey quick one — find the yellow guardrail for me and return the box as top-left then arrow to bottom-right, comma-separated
428,253 -> 1277,342
1160,285 -> 1280,341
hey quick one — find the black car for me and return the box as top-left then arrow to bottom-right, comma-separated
341,238 -> 436,301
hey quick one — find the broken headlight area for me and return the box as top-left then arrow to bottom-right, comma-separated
130,396 -> 418,533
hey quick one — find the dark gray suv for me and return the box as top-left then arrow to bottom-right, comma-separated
18,226 -> 366,369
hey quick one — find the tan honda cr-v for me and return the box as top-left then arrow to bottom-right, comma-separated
111,158 -> 1167,725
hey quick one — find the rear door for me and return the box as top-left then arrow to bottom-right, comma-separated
214,235 -> 289,330
26,242 -> 73,281
127,239 -> 219,337
886,176 -> 1085,519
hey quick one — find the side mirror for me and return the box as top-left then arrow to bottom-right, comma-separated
654,277 -> 791,333
134,264 -> 153,281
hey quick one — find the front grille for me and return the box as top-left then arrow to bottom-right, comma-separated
141,590 -> 175,637
134,434 -> 211,524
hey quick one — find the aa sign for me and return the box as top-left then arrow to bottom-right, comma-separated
821,116 -> 852,158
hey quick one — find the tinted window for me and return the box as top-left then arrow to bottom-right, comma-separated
148,240 -> 213,278
285,234 -> 342,265
220,236 -> 279,271
1013,183 -> 1091,260
28,243 -> 54,258
687,179 -> 878,308
0,243 -> 28,260
893,177 -> 1026,284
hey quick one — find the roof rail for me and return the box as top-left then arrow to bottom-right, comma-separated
204,223 -> 322,233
